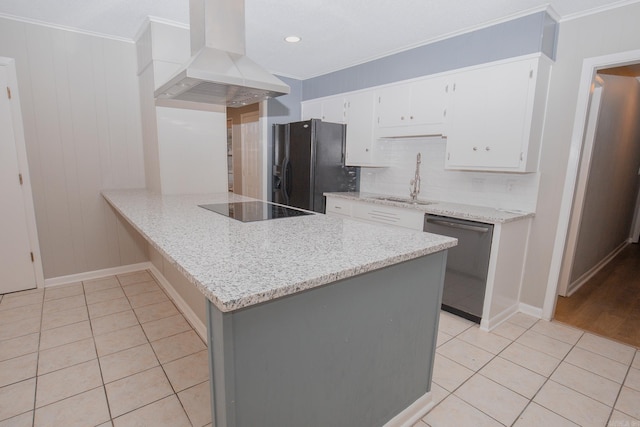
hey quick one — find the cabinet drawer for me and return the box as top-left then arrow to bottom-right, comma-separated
352,203 -> 424,230
325,198 -> 352,216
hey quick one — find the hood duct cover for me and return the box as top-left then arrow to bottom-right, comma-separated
154,0 -> 290,108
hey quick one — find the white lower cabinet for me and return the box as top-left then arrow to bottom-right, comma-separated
325,197 -> 423,231
326,195 -> 532,331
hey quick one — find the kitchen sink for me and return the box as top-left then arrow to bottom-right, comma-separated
371,196 -> 435,206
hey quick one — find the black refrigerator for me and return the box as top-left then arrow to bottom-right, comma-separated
272,119 -> 359,213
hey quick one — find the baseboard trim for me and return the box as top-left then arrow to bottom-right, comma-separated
44,262 -> 153,288
148,265 -> 207,341
44,262 -> 208,342
518,303 -> 543,319
566,241 -> 629,297
480,303 -> 519,331
383,391 -> 434,427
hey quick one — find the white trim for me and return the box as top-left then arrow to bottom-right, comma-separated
133,16 -> 190,43
0,13 -> 134,43
556,78 -> 604,297
565,241 -> 629,297
480,303 -> 519,332
148,265 -> 207,341
0,57 -> 45,291
560,0 -> 640,22
518,303 -> 543,319
542,48 -> 640,321
44,261 -> 208,341
383,391 -> 434,427
44,262 -> 153,288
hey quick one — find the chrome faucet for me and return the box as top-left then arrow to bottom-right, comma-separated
409,153 -> 421,202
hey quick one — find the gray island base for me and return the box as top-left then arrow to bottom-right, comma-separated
207,252 -> 446,427
101,190 -> 455,427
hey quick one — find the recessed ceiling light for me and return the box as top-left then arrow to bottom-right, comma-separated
284,36 -> 301,43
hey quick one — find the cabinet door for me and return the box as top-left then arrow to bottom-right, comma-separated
445,59 -> 535,170
410,76 -> 449,127
302,100 -> 323,121
344,91 -> 376,166
321,96 -> 346,123
301,97 -> 345,123
376,83 -> 411,127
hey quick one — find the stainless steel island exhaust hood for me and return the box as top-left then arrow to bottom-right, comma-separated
154,0 -> 290,108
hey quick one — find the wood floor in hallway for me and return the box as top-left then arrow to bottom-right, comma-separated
555,242 -> 640,348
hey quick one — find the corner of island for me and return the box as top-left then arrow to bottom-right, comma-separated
102,189 -> 457,427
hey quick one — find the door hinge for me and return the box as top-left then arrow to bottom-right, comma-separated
30,252 -> 34,262
19,173 -> 23,185
6,86 -> 11,99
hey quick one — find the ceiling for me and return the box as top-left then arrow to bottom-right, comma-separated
0,0 -> 635,79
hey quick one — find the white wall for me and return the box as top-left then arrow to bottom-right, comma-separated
136,20 -> 228,195
360,137 -> 539,212
520,2 -> 640,308
0,17 -> 148,280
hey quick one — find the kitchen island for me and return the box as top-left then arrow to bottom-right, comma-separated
102,189 -> 456,427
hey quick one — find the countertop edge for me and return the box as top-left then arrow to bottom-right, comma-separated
102,190 -> 456,313
324,192 -> 535,224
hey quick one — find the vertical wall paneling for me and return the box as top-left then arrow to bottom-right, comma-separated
25,24 -> 78,276
0,17 -> 147,280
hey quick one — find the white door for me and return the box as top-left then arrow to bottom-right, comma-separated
0,64 -> 37,294
240,111 -> 261,199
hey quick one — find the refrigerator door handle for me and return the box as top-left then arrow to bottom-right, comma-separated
281,157 -> 292,203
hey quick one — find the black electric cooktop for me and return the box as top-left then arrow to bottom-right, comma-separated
199,201 -> 314,223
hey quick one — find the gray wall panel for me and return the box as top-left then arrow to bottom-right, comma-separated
302,11 -> 555,100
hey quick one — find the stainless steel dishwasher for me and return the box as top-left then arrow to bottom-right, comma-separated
424,214 -> 494,323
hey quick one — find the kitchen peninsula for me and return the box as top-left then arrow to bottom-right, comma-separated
102,189 -> 456,427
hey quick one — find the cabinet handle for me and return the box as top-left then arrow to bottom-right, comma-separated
473,147 -> 478,151
443,109 -> 446,117
365,148 -> 370,152
485,146 -> 491,151
410,115 -> 414,120
401,116 -> 405,120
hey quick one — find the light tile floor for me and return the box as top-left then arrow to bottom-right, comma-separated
1,271 -> 639,426
418,312 -> 640,427
0,270 -> 211,427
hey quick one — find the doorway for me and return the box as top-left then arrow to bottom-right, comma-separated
226,104 -> 262,198
549,59 -> 640,346
0,57 -> 44,294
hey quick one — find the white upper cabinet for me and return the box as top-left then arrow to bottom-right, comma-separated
301,54 -> 551,173
301,96 -> 345,123
344,91 -> 381,166
444,56 -> 551,172
375,75 -> 449,138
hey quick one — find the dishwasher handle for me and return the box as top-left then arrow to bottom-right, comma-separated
426,218 -> 491,233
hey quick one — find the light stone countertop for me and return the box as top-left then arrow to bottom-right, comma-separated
324,192 -> 535,224
102,189 -> 457,313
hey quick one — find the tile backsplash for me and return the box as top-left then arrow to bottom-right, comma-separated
360,137 -> 539,212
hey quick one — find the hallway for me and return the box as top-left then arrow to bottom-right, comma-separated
555,243 -> 640,348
